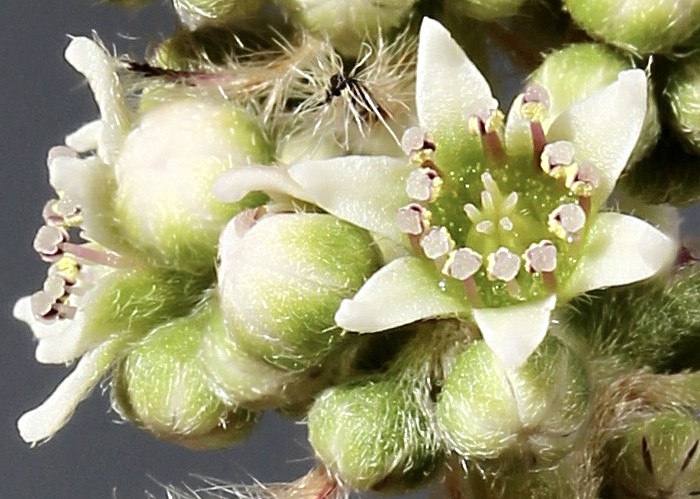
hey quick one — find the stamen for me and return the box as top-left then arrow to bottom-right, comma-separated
420,226 -> 454,260
33,225 -> 68,262
541,141 -> 575,172
401,127 -> 434,155
548,204 -> 587,241
523,240 -> 558,273
468,109 -> 506,165
443,247 -> 482,280
486,247 -> 521,282
30,274 -> 71,321
569,160 -> 601,197
48,257 -> 81,286
397,204 -> 430,235
405,167 -> 442,202
42,198 -> 82,227
519,85 -> 550,162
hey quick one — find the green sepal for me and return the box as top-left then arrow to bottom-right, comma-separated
112,298 -> 258,449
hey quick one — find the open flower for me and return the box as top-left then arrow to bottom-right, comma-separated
216,18 -> 677,368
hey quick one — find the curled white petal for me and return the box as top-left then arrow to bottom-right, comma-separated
564,212 -> 677,297
416,18 -> 497,133
290,155 -> 415,241
547,70 -> 647,201
335,256 -> 470,333
17,340 -> 121,445
64,37 -> 130,164
214,165 -> 310,203
65,120 -> 102,153
472,295 -> 557,369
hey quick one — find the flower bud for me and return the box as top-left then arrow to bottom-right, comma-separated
112,301 -> 258,450
446,0 -> 528,21
287,0 -> 417,57
528,43 -> 660,160
436,337 -> 591,463
172,0 -> 266,29
666,54 -> 700,155
218,212 -> 380,371
608,412 -> 700,498
461,462 -> 581,498
307,378 -> 442,492
149,26 -> 249,71
199,297 -> 333,409
563,0 -> 700,54
114,97 -> 271,271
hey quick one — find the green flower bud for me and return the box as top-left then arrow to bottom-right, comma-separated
666,54 -> 700,154
528,43 -> 660,160
200,297 -> 332,409
307,378 -> 443,492
115,97 -> 271,271
113,301 -> 258,449
287,0 -> 417,57
217,212 -> 380,371
149,26 -> 249,71
436,337 -> 591,463
462,462 -> 581,499
563,0 -> 700,54
172,0 -> 266,29
608,412 -> 700,498
446,0 -> 528,21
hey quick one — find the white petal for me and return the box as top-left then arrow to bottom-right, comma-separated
290,156 -> 415,241
564,212 -> 677,297
416,18 -> 497,133
17,340 -> 120,445
65,120 -> 102,153
213,165 -> 310,203
48,153 -> 119,248
14,296 -> 94,364
335,256 -> 470,333
64,37 -> 130,164
547,70 -> 647,201
472,295 -> 557,369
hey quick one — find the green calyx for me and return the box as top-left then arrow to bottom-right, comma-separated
173,0 -> 266,29
563,0 -> 700,54
666,53 -> 700,154
112,299 -> 258,449
607,412 -> 700,498
436,336 -> 591,463
446,0 -> 528,21
307,377 -> 442,492
218,213 -> 380,371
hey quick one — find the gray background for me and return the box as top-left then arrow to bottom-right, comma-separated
1,2 -> 699,498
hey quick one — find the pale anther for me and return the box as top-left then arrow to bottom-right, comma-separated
405,168 -> 442,202
397,204 -> 429,235
401,127 -> 431,155
420,226 -> 454,259
524,240 -> 558,273
548,203 -> 587,241
33,225 -> 68,262
443,247 -> 482,280
48,257 -> 82,286
519,85 -> 550,122
569,160 -> 602,196
486,247 -> 521,281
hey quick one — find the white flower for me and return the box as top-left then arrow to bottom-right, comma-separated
215,18 -> 677,369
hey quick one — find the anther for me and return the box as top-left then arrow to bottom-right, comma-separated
541,141 -> 578,186
420,226 -> 454,260
548,204 -> 587,241
401,127 -> 435,156
443,247 -> 484,307
33,225 -> 69,262
397,204 -> 430,236
405,167 -> 442,202
523,240 -> 558,291
569,160 -> 601,197
486,247 -> 521,282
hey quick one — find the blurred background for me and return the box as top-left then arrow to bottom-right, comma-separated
1,1 -> 699,498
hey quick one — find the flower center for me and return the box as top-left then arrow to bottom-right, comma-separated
398,88 -> 601,307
